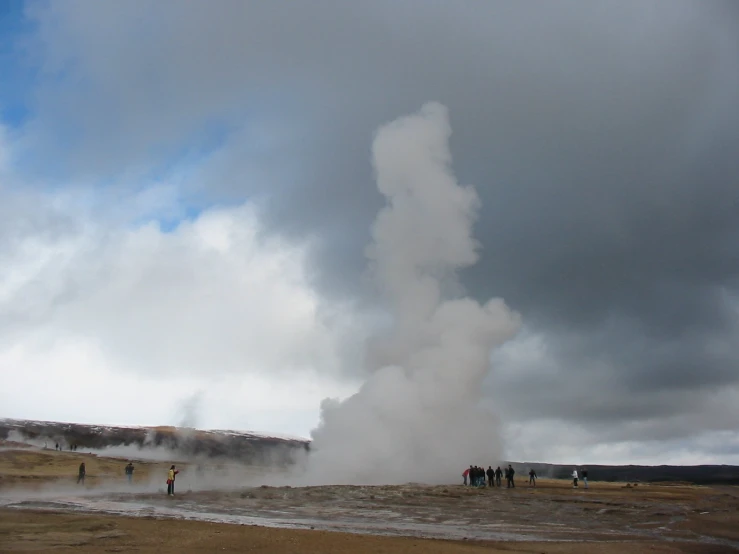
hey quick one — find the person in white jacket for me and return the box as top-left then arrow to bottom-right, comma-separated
572,469 -> 579,488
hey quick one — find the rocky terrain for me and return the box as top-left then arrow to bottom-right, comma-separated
0,418 -> 309,466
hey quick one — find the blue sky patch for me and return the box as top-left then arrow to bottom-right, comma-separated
0,0 -> 37,128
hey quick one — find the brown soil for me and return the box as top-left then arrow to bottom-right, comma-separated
0,509 -> 731,554
0,446 -> 171,488
1,447 -> 738,553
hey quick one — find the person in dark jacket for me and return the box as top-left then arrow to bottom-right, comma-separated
486,466 -> 494,487
507,465 -> 515,488
77,463 -> 86,484
529,469 -> 537,486
495,466 -> 502,487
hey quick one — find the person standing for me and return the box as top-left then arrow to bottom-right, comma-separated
495,466 -> 502,487
77,463 -> 86,485
528,469 -> 537,486
463,466 -> 470,486
167,465 -> 179,496
125,462 -> 135,484
507,465 -> 515,488
572,469 -> 579,488
486,466 -> 494,487
581,468 -> 588,489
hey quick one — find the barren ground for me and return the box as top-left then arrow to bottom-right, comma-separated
1,444 -> 737,553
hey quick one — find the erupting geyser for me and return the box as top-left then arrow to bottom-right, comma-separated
305,103 -> 521,485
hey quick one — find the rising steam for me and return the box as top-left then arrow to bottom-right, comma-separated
305,103 -> 521,484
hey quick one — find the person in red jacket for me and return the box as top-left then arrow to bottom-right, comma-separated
463,466 -> 471,486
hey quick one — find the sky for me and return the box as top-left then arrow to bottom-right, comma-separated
1,0 -> 739,466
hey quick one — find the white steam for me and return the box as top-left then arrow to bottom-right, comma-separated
305,103 -> 521,484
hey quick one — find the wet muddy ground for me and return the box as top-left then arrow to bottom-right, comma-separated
2,446 -> 738,552
3,480 -> 739,551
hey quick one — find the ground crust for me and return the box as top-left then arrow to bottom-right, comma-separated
0,509 -> 733,554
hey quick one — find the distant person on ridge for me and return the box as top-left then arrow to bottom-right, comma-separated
125,462 -> 135,484
167,465 -> 180,496
495,466 -> 502,487
77,462 -> 86,485
529,469 -> 537,486
463,466 -> 470,486
486,466 -> 494,487
507,465 -> 515,488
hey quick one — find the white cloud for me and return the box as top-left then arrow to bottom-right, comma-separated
2,194 -> 340,371
0,333 -> 357,436
0,148 -> 361,436
503,420 -> 739,466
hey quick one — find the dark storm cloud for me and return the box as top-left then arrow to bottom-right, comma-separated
218,2 -> 739,426
19,0 -> 739,441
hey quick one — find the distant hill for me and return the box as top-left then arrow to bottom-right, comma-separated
4,418 -> 738,484
0,418 -> 309,466
509,461 -> 739,486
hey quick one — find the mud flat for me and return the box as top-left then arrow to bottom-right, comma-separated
4,482 -> 739,553
1,446 -> 738,553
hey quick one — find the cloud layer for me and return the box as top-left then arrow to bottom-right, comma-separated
1,1 -> 738,465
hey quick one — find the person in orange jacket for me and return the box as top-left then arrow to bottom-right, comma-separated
167,465 -> 180,496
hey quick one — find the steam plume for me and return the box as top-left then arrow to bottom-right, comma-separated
177,391 -> 204,429
306,103 -> 521,484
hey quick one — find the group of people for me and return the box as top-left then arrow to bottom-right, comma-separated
76,461 -> 181,497
463,465 -> 488,487
463,465 -> 524,488
463,465 -> 590,488
56,443 -> 78,451
572,468 -> 589,488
